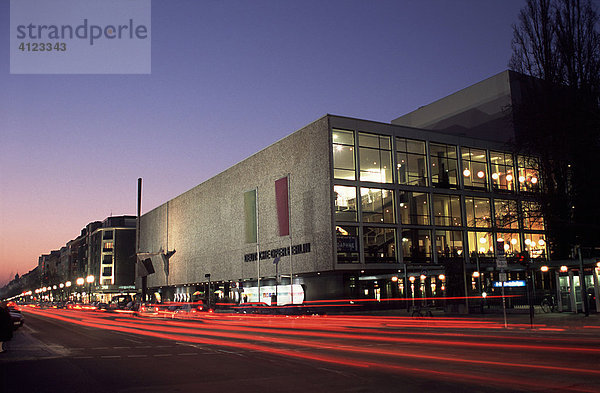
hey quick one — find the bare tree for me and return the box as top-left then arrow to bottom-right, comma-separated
510,0 -> 600,259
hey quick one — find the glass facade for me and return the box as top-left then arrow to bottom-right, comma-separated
430,143 -> 458,188
396,137 -> 428,186
334,185 -> 357,222
461,147 -> 488,190
364,227 -> 396,263
517,155 -> 541,192
360,188 -> 395,223
336,225 -> 359,264
398,191 -> 429,225
432,194 -> 461,227
359,133 -> 392,183
465,197 -> 491,228
494,199 -> 519,229
490,151 -> 515,191
332,129 -> 355,180
331,127 -> 547,265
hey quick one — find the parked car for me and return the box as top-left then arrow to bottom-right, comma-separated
8,307 -> 24,330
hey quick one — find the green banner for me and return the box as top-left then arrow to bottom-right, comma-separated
244,189 -> 257,243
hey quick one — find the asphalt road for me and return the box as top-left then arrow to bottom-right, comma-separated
1,307 -> 599,392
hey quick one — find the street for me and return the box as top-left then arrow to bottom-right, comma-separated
1,307 -> 599,392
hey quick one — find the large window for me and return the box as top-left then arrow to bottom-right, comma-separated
468,231 -> 494,258
521,201 -> 545,230
334,185 -> 357,222
401,229 -> 432,263
336,225 -> 360,264
495,232 -> 520,257
524,234 -> 547,259
430,143 -> 458,188
517,156 -> 541,192
360,188 -> 395,223
494,199 -> 519,229
435,230 -> 464,259
332,129 -> 355,180
462,147 -> 488,190
398,191 -> 429,225
396,138 -> 428,186
465,197 -> 491,228
364,227 -> 396,263
359,132 -> 392,183
490,151 -> 515,191
432,194 -> 461,227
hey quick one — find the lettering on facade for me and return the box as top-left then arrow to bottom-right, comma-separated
244,243 -> 311,262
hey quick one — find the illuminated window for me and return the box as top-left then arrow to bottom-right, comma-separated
494,199 -> 519,229
523,233 -> 547,259
521,201 -> 545,230
430,143 -> 458,188
396,137 -> 428,186
398,191 -> 429,225
364,227 -> 396,263
517,156 -> 541,192
336,225 -> 359,264
359,132 -> 392,183
360,188 -> 395,223
102,279 -> 112,285
465,197 -> 491,228
334,185 -> 358,222
332,129 -> 356,180
103,242 -> 114,252
432,194 -> 462,227
495,232 -> 520,257
468,231 -> 494,258
461,147 -> 488,190
435,230 -> 464,260
401,229 -> 432,263
490,151 -> 515,191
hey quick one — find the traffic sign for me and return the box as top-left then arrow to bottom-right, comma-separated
496,256 -> 507,269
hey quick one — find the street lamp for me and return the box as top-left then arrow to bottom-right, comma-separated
205,274 -> 211,309
76,278 -> 84,302
86,275 -> 95,303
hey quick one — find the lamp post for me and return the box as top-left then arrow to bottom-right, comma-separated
205,274 -> 211,309
86,275 -> 95,304
65,281 -> 72,301
76,277 -> 84,302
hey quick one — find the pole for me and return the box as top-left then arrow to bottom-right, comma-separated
501,274 -> 507,328
288,174 -> 293,305
256,187 -> 260,303
137,178 -> 147,302
526,266 -> 534,328
578,246 -> 589,317
476,253 -> 483,313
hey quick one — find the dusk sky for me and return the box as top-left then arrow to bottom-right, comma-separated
0,0 -> 528,286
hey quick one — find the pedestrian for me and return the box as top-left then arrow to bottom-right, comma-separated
0,301 -> 14,353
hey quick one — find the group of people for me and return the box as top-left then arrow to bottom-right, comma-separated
0,301 -> 14,353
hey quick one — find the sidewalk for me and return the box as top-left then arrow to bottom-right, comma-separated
0,324 -> 68,363
345,307 -> 600,330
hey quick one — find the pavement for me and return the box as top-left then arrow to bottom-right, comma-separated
341,307 -> 600,331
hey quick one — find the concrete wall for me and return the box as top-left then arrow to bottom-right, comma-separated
139,116 -> 334,288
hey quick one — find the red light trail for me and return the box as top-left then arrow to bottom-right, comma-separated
22,307 -> 600,392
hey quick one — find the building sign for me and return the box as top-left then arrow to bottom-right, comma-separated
337,236 -> 358,252
244,243 -> 311,262
493,280 -> 526,288
242,284 -> 304,305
